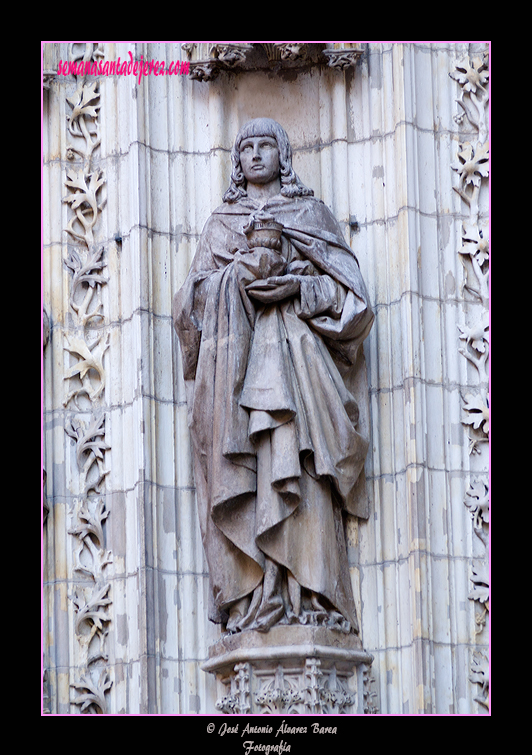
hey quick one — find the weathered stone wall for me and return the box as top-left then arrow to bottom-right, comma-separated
42,42 -> 489,714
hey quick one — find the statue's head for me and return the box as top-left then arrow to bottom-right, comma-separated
223,118 -> 313,203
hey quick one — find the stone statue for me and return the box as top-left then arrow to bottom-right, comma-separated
173,118 -> 374,636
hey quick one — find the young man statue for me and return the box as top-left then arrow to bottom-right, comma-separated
173,118 -> 374,634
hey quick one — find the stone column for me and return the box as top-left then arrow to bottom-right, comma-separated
43,41 -> 220,714
354,43 -> 489,714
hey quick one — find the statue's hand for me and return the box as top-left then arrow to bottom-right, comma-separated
246,275 -> 300,303
235,247 -> 286,283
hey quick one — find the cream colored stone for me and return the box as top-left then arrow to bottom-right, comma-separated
42,41 -> 489,715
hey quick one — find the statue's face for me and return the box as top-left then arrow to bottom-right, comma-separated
239,136 -> 280,186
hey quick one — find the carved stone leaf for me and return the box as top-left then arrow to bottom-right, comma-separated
458,315 -> 489,355
77,414 -> 110,461
469,651 -> 489,709
72,582 -> 112,633
64,333 -> 109,405
458,222 -> 489,266
67,80 -> 101,122
469,560 -> 489,605
464,480 -> 489,525
452,142 -> 489,188
64,169 -> 91,206
65,168 -> 104,209
67,246 -> 107,289
71,670 -> 112,714
450,56 -> 489,93
216,694 -> 239,714
462,393 -> 489,434
64,335 -> 99,380
69,499 -> 109,545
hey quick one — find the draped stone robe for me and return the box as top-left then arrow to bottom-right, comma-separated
173,194 -> 374,630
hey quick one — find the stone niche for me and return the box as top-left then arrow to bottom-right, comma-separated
42,42 -> 489,716
203,626 -> 373,715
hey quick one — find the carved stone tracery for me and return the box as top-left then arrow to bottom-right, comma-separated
215,658 -> 364,715
182,43 -> 363,81
204,626 -> 373,715
215,655 -> 366,715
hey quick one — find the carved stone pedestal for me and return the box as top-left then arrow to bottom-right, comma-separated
202,626 -> 373,715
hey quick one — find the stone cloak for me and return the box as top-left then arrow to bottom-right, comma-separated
173,194 -> 374,626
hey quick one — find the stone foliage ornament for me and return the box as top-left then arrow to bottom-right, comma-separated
61,42 -> 112,715
182,43 -> 363,81
450,51 -> 489,711
450,53 -> 490,453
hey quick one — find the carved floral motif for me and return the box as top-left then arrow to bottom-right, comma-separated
450,49 -> 489,712
71,670 -> 112,715
451,57 -> 490,452
469,652 -> 489,710
61,42 -> 112,714
65,246 -> 107,326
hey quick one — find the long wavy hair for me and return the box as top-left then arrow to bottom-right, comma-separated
222,118 -> 314,203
